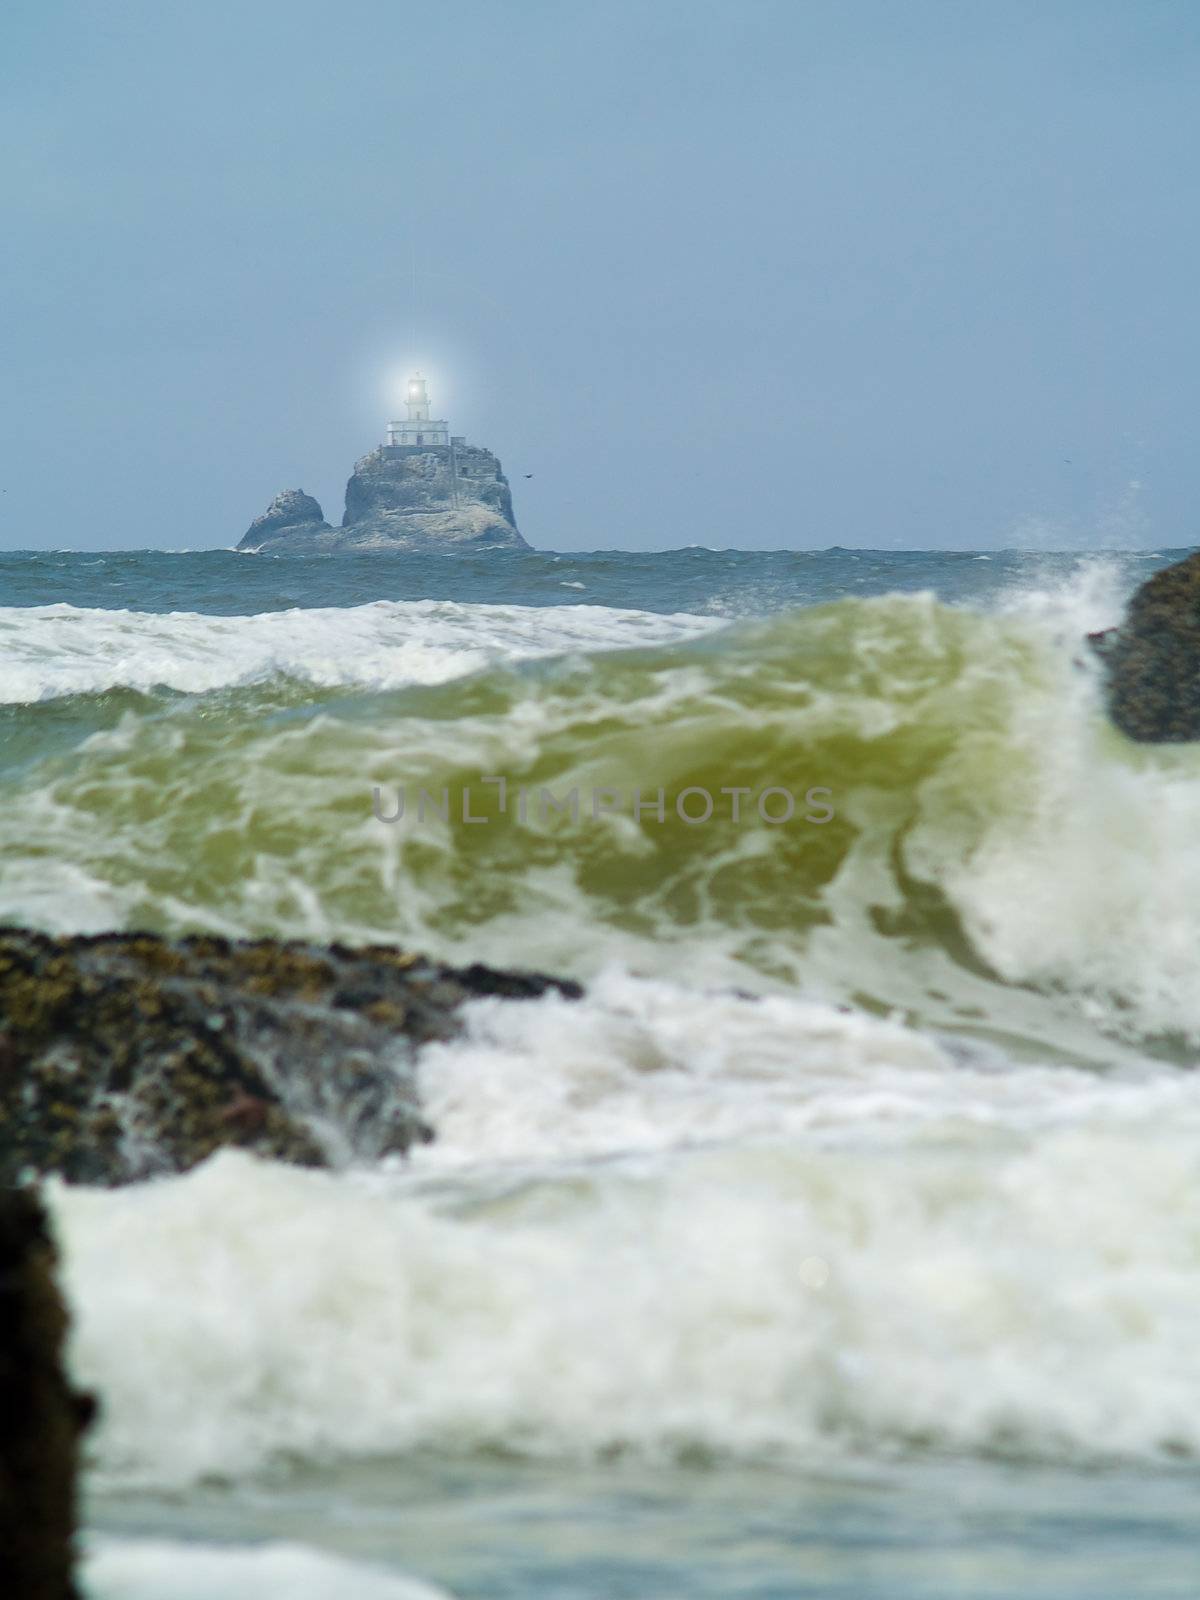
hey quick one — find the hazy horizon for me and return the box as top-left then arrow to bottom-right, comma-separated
4,0 -> 1199,554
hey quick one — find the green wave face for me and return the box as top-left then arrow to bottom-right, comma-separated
2,594 -> 1197,1053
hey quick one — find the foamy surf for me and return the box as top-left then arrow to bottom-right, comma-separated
6,584 -> 1200,1043
5,544 -> 1196,1600
0,597 -> 718,703
51,973 -> 1200,1489
82,1537 -> 454,1600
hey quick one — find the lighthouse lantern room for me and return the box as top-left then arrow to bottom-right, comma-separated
387,373 -> 450,448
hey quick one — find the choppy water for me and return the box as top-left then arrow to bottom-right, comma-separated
0,543 -> 1164,617
3,543 -> 1199,1597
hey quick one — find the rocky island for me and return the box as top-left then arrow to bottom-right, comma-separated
238,373 -> 529,553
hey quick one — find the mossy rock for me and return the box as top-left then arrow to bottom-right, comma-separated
0,929 -> 580,1186
1093,549 -> 1200,741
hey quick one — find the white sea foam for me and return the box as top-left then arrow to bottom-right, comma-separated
413,970 -> 1191,1163
0,598 -> 718,703
83,1537 -> 453,1600
896,569 -> 1200,1040
52,976 -> 1200,1488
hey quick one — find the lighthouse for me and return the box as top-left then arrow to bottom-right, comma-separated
238,366 -> 526,549
387,373 -> 450,448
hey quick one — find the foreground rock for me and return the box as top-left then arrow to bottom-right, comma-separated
1091,549 -> 1200,741
0,928 -> 578,1186
0,1189 -> 95,1599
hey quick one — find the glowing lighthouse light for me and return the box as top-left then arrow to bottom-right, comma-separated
387,372 -> 450,448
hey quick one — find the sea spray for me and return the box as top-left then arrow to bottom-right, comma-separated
53,976 -> 1200,1487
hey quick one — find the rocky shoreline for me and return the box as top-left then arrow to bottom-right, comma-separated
0,930 -> 577,1591
0,928 -> 579,1187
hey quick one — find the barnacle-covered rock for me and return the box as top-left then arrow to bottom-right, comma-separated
0,928 -> 578,1185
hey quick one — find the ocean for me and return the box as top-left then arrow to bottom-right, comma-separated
3,543 -> 1200,1598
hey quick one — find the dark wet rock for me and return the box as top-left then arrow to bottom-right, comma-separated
239,488 -> 333,549
0,928 -> 580,1186
1092,549 -> 1200,741
0,1188 -> 95,1599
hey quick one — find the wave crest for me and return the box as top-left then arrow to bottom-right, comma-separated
4,593 -> 1200,1043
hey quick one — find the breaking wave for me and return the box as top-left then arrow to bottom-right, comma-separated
53,974 -> 1200,1486
0,597 -> 717,702
3,587 -> 1200,1044
22,574 -> 1200,1492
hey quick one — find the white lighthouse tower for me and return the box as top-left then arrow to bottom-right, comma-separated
387,372 -> 450,448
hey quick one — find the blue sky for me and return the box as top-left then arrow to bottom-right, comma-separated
3,0 -> 1199,551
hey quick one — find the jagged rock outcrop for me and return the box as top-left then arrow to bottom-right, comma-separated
0,928 -> 579,1186
1091,549 -> 1200,741
239,488 -> 332,548
0,1189 -> 95,1600
238,444 -> 528,553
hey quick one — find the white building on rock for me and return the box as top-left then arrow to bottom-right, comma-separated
386,372 -> 454,448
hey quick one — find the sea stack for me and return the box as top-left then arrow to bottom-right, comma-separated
240,488 -> 329,548
238,373 -> 529,553
1091,549 -> 1200,741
